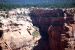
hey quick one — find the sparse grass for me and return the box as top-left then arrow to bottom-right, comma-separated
32,31 -> 40,37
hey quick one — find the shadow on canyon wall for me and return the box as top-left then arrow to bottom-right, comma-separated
29,9 -> 65,50
0,29 -> 3,38
0,23 -> 3,38
0,46 -> 2,50
0,30 -> 3,50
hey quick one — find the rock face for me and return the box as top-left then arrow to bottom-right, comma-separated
0,8 -> 41,50
30,8 -> 75,50
30,8 -> 65,50
30,9 -> 65,40
0,8 -> 75,50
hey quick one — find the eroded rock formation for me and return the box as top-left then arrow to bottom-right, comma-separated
0,8 -> 75,50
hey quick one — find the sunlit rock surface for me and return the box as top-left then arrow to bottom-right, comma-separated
0,8 -> 41,50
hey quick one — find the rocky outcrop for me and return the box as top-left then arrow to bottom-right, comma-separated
0,8 -> 75,50
0,9 -> 41,50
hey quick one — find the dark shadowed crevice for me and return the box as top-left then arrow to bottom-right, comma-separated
0,23 -> 3,28
0,30 -> 3,38
0,46 -> 2,50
